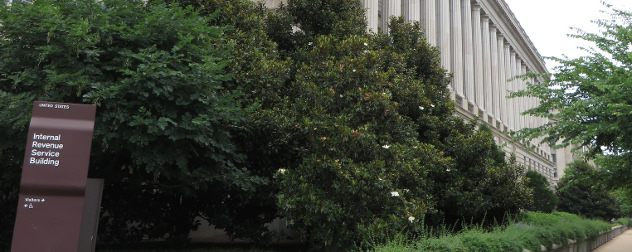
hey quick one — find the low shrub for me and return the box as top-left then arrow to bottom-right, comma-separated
372,212 -> 612,252
616,217 -> 632,227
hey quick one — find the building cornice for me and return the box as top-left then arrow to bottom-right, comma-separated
476,0 -> 548,76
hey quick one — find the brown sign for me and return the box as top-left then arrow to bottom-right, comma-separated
11,101 -> 97,252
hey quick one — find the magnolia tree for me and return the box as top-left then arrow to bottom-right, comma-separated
265,1 -> 529,249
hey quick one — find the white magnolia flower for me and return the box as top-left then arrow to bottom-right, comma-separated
382,144 -> 390,149
278,168 -> 286,174
391,191 -> 399,197
431,104 -> 435,108
419,106 -> 424,110
408,216 -> 415,223
446,168 -> 451,172
364,42 -> 368,47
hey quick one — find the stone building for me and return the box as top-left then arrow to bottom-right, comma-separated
265,0 -> 575,184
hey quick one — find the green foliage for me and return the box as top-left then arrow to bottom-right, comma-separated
266,0 -> 367,55
171,0 -> 295,242
510,3 -> 632,189
525,170 -> 558,213
0,0 -> 533,249
556,162 -> 621,221
615,217 -> 632,226
373,212 -> 612,252
0,0 -> 253,245
265,3 -> 530,248
613,188 -> 632,217
274,23 -> 442,251
517,211 -> 608,249
285,0 -> 366,38
423,123 -> 530,229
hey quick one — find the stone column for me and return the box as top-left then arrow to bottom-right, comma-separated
462,0 -> 475,105
536,97 -> 541,129
521,64 -> 528,130
382,0 -> 402,34
472,3 -> 484,112
403,0 -> 421,23
509,52 -> 517,130
364,0 -> 379,33
514,59 -> 524,130
514,58 -> 521,130
497,33 -> 506,126
451,0 -> 464,96
422,0 -> 437,46
503,43 -> 512,130
528,77 -> 534,129
481,15 -> 492,117
437,0 -> 451,72
530,77 -> 538,148
391,1 -> 403,18
533,79 -> 539,129
490,24 -> 500,121
265,0 -> 284,9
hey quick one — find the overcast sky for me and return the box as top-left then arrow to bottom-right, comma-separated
503,0 -> 631,71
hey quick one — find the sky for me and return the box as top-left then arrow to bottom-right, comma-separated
503,0 -> 631,71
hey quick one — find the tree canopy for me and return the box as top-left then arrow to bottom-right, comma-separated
0,0 -> 256,245
511,4 -> 632,188
556,162 -> 621,221
524,170 -> 558,213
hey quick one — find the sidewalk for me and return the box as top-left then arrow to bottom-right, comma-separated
593,229 -> 632,252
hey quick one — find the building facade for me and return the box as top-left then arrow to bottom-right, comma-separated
369,0 -> 577,183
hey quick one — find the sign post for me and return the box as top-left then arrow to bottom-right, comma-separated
11,101 -> 97,252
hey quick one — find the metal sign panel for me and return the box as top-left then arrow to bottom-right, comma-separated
11,101 -> 97,252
